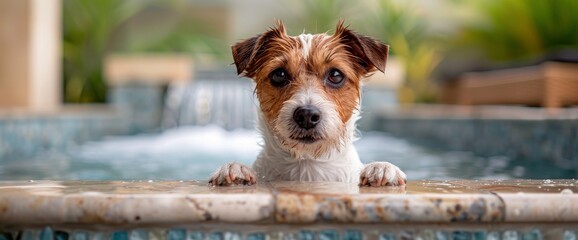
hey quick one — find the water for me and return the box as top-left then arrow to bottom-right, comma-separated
0,125 -> 573,181
162,76 -> 258,130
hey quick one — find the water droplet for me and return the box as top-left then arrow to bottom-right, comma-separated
560,189 -> 573,195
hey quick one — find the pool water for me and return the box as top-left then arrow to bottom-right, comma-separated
0,126 -> 574,181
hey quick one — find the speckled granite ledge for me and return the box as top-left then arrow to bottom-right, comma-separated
0,180 -> 577,227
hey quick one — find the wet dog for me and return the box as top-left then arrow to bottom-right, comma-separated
209,21 -> 406,187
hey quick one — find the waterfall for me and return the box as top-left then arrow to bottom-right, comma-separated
162,69 -> 258,130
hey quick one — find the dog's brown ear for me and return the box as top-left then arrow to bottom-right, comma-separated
232,21 -> 287,77
333,20 -> 389,73
232,36 -> 259,75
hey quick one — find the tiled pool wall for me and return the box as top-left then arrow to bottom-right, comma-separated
375,111 -> 578,170
0,85 -> 164,160
0,111 -> 128,160
3,225 -> 578,240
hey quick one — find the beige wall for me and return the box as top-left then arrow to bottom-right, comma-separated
0,0 -> 60,111
0,1 -> 31,108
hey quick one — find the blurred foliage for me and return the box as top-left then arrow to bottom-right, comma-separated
453,0 -> 578,62
364,0 -> 441,103
63,0 -> 142,103
287,0 -> 353,33
62,0 -> 228,103
62,0 -> 578,104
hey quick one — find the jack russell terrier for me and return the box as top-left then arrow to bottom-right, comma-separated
209,21 -> 406,187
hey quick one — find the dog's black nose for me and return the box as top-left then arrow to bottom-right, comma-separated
293,106 -> 321,129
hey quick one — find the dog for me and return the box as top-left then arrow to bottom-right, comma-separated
209,21 -> 406,187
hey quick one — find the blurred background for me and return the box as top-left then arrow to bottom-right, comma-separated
0,0 -> 577,180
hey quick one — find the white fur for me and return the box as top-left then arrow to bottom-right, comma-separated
253,110 -> 364,183
298,34 -> 313,59
252,80 -> 364,183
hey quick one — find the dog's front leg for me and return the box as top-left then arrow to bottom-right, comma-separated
359,162 -> 406,187
209,162 -> 257,186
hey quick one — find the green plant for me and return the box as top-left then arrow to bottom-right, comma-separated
454,0 -> 578,62
62,0 -> 150,103
62,0 -> 229,103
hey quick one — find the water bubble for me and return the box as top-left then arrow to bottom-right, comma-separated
560,189 -> 574,195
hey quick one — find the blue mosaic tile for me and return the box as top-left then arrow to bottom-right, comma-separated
486,232 -> 500,240
436,231 -> 450,240
564,230 -> 577,240
503,231 -> 519,240
112,231 -> 129,240
39,227 -> 53,240
452,231 -> 472,240
222,232 -> 242,240
299,230 -> 315,240
522,229 -> 542,240
473,231 -> 486,240
209,232 -> 224,240
319,230 -> 339,240
246,232 -> 265,240
55,231 -> 69,240
187,232 -> 204,240
129,230 -> 148,240
168,229 -> 187,240
379,233 -> 396,240
343,230 -> 362,240
19,230 -> 39,240
71,232 -> 89,240
208,232 -> 241,240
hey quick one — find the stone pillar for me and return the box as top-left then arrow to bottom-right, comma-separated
0,0 -> 61,111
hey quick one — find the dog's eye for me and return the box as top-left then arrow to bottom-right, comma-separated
269,68 -> 290,87
326,69 -> 345,87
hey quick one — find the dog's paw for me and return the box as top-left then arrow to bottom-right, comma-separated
359,162 -> 406,187
209,163 -> 257,186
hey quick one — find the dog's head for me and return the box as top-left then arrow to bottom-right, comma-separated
232,20 -> 388,159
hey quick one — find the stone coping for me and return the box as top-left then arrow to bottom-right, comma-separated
0,180 -> 576,227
